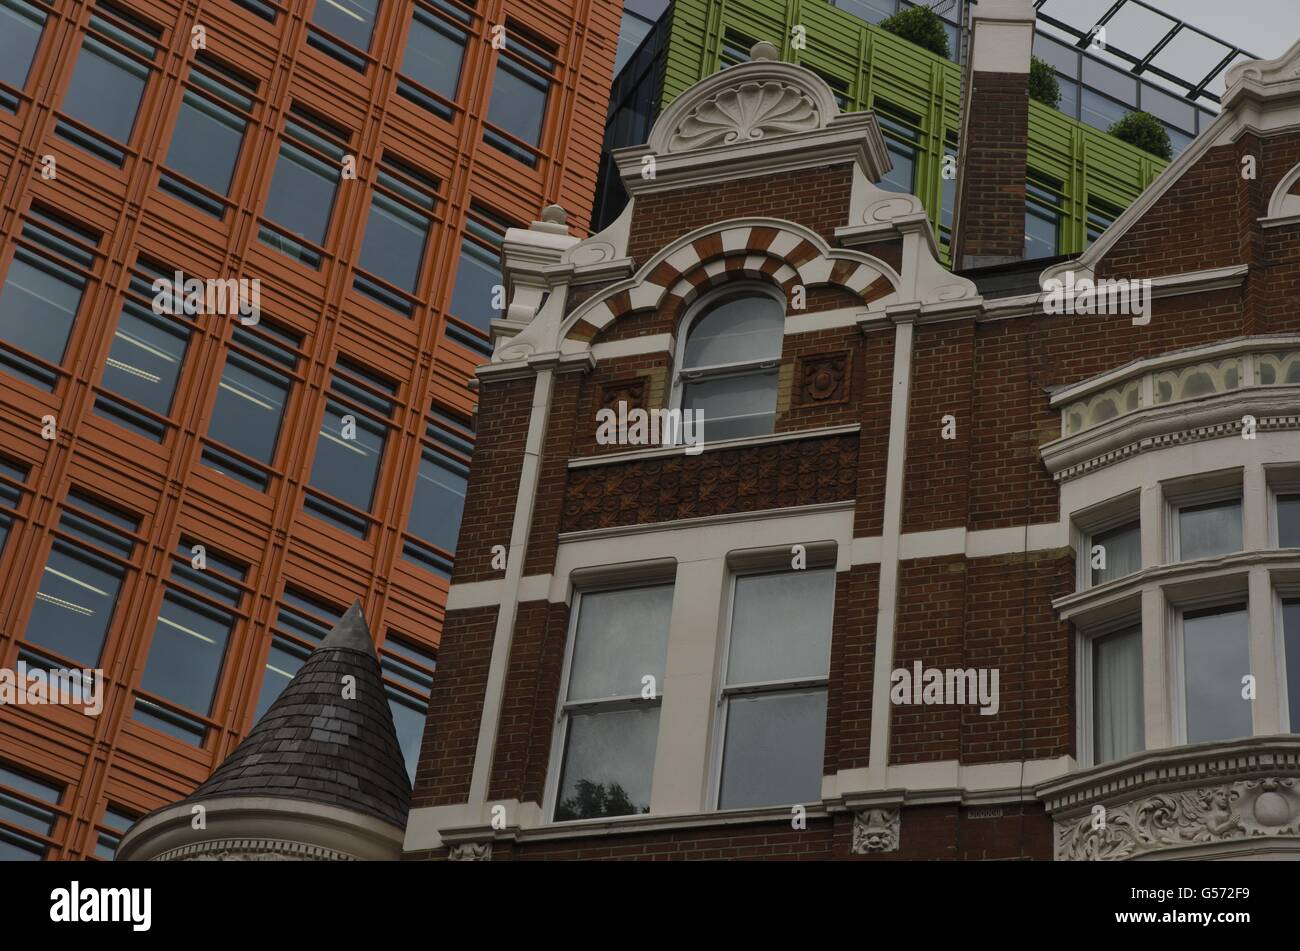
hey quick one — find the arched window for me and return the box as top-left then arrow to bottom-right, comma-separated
674,285 -> 784,443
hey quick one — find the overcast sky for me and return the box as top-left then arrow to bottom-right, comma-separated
1033,0 -> 1300,97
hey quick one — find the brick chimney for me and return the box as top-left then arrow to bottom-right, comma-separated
951,0 -> 1036,269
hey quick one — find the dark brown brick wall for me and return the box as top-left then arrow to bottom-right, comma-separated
953,71 -> 1029,264
826,564 -> 880,774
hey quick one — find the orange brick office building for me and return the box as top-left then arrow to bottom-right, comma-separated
0,0 -> 620,860
407,5 -> 1300,860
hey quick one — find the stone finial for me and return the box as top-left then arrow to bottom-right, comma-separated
541,203 -> 567,225
750,41 -> 779,62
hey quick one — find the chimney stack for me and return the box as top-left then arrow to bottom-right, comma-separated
951,0 -> 1037,270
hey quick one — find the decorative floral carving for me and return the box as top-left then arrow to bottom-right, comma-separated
799,352 -> 850,404
851,808 -> 900,854
448,842 -> 493,861
1055,779 -> 1300,860
600,377 -> 647,414
667,81 -> 821,153
562,433 -> 858,531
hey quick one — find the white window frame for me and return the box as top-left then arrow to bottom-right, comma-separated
669,282 -> 786,443
1076,613 -> 1144,767
543,578 -> 673,823
707,560 -> 835,811
1073,490 -> 1141,591
1166,482 -> 1243,564
1167,593 -> 1252,745
1273,584 -> 1300,733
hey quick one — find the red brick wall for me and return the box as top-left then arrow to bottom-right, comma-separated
954,71 -> 1029,264
825,564 -> 880,774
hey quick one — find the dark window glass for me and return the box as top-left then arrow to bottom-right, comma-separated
0,211 -> 99,391
1283,599 -> 1300,732
1057,76 -> 1079,120
381,635 -> 435,780
1086,197 -> 1122,245
0,765 -> 61,861
311,0 -> 379,52
1025,176 -> 1062,260
0,0 -> 48,109
398,1 -> 471,119
875,102 -> 919,195
254,591 -> 342,720
354,158 -> 438,313
93,806 -> 137,859
160,62 -> 254,215
405,448 -> 468,556
1280,494 -> 1300,548
614,10 -> 653,75
259,110 -> 349,268
1081,88 -> 1128,134
233,0 -> 278,21
203,323 -> 300,489
940,133 -> 958,248
719,29 -> 755,67
23,494 -> 137,665
0,458 -> 27,558
447,208 -> 509,353
832,0 -> 895,24
95,294 -> 192,441
484,36 -> 552,166
306,361 -> 395,536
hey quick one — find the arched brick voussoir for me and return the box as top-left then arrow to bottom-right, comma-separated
559,218 -> 902,344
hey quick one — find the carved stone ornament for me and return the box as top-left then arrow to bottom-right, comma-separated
851,807 -> 900,854
800,352 -> 849,404
155,838 -> 356,861
666,81 -> 821,153
448,842 -> 493,861
600,377 -> 647,414
1055,779 -> 1300,860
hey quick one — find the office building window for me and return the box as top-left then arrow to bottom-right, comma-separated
254,589 -> 343,721
354,155 -> 439,316
93,805 -> 138,859
719,28 -> 755,68
553,583 -> 673,821
1086,196 -> 1122,245
676,285 -> 784,442
1179,604 -> 1251,744
259,107 -> 351,269
717,568 -> 833,809
380,634 -> 436,781
875,100 -> 920,195
159,56 -> 256,218
233,0 -> 278,22
0,765 -> 62,860
1025,174 -> 1063,259
398,0 -> 473,120
1089,623 -> 1143,764
55,2 -> 160,166
93,258 -> 194,443
0,206 -> 101,392
483,25 -> 554,167
134,542 -> 246,745
304,358 -> 397,538
202,321 -> 302,491
23,491 -> 138,665
446,205 -> 511,356
0,0 -> 49,112
0,457 -> 27,559
1176,497 -> 1242,562
308,0 -> 380,71
940,132 -> 958,250
403,406 -> 473,578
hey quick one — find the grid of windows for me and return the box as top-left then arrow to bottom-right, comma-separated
0,457 -> 27,560
308,0 -> 381,71
483,25 -> 555,167
93,805 -> 138,860
0,766 -> 62,861
258,106 -> 352,269
1025,174 -> 1064,259
255,589 -> 343,721
446,205 -> 512,356
380,634 -> 436,781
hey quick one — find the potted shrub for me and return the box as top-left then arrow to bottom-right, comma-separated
878,5 -> 950,59
1107,110 -> 1173,160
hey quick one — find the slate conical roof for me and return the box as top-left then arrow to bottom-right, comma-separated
186,601 -> 411,828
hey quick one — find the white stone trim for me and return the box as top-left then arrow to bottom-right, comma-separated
566,423 -> 860,469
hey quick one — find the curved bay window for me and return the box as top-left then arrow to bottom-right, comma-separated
673,285 -> 784,444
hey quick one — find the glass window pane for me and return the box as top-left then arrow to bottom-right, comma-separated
1082,57 -> 1136,103
554,706 -> 658,820
138,590 -> 234,715
309,401 -> 386,512
1024,206 -> 1059,259
1090,520 -> 1140,586
165,91 -> 245,196
487,56 -> 548,146
358,192 -> 428,292
1081,88 -> 1128,133
833,0 -> 895,24
0,252 -> 83,367
449,238 -> 501,332
101,302 -> 190,414
681,370 -> 778,442
255,637 -> 310,720
1280,495 -> 1300,548
406,450 -> 467,554
1058,77 -> 1079,120
208,352 -> 291,465
403,8 -> 466,100
312,0 -> 379,50
1092,625 -> 1143,763
1282,599 -> 1300,732
62,36 -> 147,144
881,140 -> 916,194
684,294 -> 783,367
567,585 -> 672,701
719,689 -> 826,808
24,542 -> 123,664
388,693 -> 424,782
263,143 -> 338,246
727,569 -> 834,684
614,12 -> 653,75
0,0 -> 46,94
1178,499 -> 1241,561
1182,605 -> 1251,744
